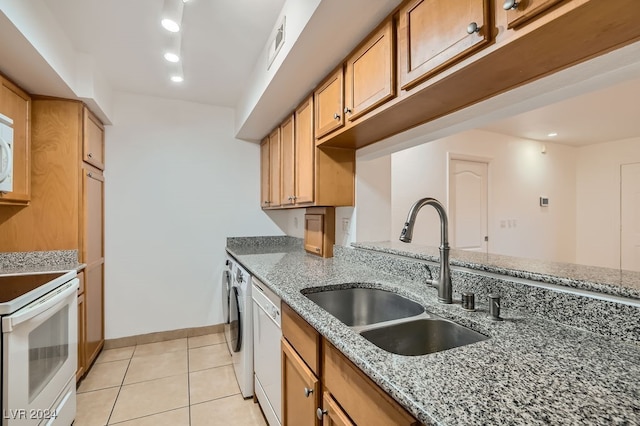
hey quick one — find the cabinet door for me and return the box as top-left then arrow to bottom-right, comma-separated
280,114 -> 295,206
322,392 -> 354,426
282,339 -> 320,426
399,0 -> 492,90
83,108 -> 105,170
0,77 -> 31,205
76,271 -> 86,382
344,19 -> 395,122
294,96 -> 314,205
84,261 -> 104,368
505,0 -> 566,28
314,68 -> 344,139
269,128 -> 282,208
304,214 -> 324,256
82,165 -> 104,264
260,137 -> 271,208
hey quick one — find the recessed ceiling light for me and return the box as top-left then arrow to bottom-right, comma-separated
164,52 -> 180,63
547,132 -> 558,137
171,75 -> 184,83
161,0 -> 184,32
161,18 -> 180,32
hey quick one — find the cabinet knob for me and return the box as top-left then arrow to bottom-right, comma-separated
344,107 -> 352,114
88,152 -> 93,158
288,196 -> 293,201
316,408 -> 327,420
304,387 -> 313,397
263,200 -> 270,205
466,22 -> 480,34
87,172 -> 93,178
503,0 -> 519,10
292,195 -> 297,201
333,113 -> 340,120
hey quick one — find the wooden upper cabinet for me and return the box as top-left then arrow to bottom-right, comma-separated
504,0 -> 567,29
399,0 -> 492,90
344,19 -> 395,122
294,96 -> 314,205
314,67 -> 344,139
260,137 -> 271,208
0,76 -> 31,205
83,108 -> 104,170
268,127 -> 282,208
280,114 -> 295,206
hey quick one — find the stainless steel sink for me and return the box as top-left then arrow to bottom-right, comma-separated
304,287 -> 424,326
360,318 -> 488,356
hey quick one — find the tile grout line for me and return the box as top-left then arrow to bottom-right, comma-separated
104,354 -> 133,426
187,344 -> 192,426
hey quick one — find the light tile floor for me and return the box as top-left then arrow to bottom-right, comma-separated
75,332 -> 267,426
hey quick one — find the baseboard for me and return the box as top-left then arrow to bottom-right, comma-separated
104,323 -> 225,349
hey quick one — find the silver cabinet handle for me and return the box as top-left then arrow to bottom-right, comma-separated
343,107 -> 352,114
288,196 -> 293,201
503,0 -> 519,10
87,152 -> 93,158
304,387 -> 313,397
87,172 -> 93,178
467,22 -> 480,34
333,113 -> 340,120
263,200 -> 270,205
292,195 -> 297,201
316,408 -> 327,420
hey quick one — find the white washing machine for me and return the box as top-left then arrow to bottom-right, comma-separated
223,255 -> 233,353
227,257 -> 254,398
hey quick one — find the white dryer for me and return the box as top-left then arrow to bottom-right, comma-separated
227,259 -> 254,398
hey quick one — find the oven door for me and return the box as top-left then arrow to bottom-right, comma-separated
2,278 -> 78,426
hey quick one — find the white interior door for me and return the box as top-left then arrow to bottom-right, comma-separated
449,159 -> 488,252
621,162 -> 640,271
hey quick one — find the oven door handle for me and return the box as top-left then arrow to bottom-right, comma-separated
2,279 -> 78,332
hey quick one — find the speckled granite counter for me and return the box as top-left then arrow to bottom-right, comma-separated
227,238 -> 640,425
353,241 -> 640,300
0,250 -> 83,275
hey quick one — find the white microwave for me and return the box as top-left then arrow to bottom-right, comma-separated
0,113 -> 13,194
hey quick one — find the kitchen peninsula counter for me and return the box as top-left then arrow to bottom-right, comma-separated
226,237 -> 640,425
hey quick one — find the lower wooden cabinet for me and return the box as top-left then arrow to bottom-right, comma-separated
281,302 -> 419,426
282,339 -> 321,426
76,272 -> 86,382
84,261 -> 105,368
320,392 -> 354,426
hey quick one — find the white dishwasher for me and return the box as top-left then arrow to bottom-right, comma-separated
252,277 -> 282,426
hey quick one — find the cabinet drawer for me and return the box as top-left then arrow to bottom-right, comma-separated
322,340 -> 418,426
282,303 -> 321,375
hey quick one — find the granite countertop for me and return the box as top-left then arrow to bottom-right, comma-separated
227,243 -> 640,425
0,250 -> 83,275
353,241 -> 640,300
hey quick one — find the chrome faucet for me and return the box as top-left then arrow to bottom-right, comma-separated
399,197 -> 452,304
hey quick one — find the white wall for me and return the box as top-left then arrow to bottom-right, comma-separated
387,130 -> 578,263
576,137 -> 640,269
105,92 -> 284,339
355,155 -> 392,242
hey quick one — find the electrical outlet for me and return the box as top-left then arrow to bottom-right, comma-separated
342,218 -> 350,232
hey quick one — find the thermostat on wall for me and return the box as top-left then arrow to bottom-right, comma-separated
540,197 -> 549,207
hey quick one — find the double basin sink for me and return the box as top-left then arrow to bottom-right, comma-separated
304,287 -> 487,356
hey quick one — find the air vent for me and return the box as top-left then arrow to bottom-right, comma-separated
267,16 -> 286,69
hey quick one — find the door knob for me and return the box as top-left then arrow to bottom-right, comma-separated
466,22 -> 480,34
503,0 -> 519,10
316,408 -> 327,420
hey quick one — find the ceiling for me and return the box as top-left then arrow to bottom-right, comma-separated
42,0 -> 286,108
4,1 -> 639,146
481,76 -> 640,146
